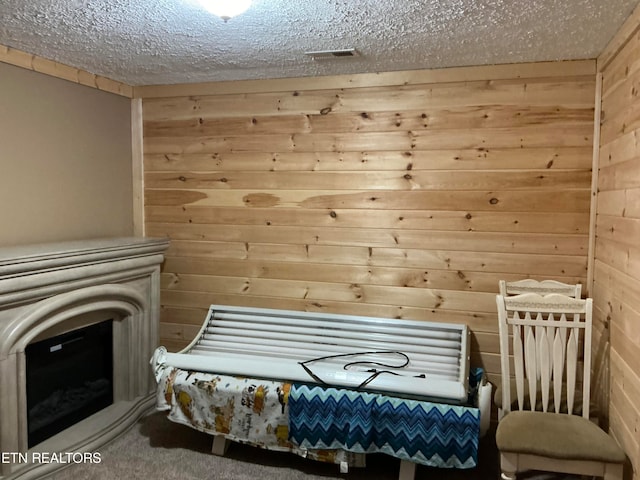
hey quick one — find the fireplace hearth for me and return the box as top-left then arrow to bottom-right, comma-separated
0,237 -> 169,480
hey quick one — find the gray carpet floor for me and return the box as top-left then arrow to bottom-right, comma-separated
44,411 -> 580,480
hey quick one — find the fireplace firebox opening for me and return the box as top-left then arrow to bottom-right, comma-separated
25,318 -> 114,447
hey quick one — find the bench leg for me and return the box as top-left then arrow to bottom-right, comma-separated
398,460 -> 416,480
211,435 -> 230,456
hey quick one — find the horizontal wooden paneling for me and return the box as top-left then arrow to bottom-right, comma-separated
160,273 -> 497,312
137,60 -> 595,98
595,232 -> 640,279
146,224 -> 587,255
596,187 -> 640,218
145,147 -> 592,172
599,156 -> 640,192
161,239 -> 586,276
143,79 -> 595,122
161,256 -> 583,299
146,206 -> 589,233
599,129 -> 640,169
144,127 -> 593,155
596,215 -> 640,247
145,170 -> 591,191
145,189 -> 591,212
144,107 -> 593,140
143,63 -> 592,406
597,19 -> 640,480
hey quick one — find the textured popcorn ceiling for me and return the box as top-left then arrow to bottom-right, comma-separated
0,0 -> 638,86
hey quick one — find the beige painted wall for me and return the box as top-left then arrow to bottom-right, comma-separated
0,62 -> 133,247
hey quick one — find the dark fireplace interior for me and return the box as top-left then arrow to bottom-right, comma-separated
26,319 -> 114,447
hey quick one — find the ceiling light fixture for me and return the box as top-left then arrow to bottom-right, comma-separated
196,0 -> 251,21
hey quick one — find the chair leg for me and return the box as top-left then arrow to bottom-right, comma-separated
499,452 -> 517,480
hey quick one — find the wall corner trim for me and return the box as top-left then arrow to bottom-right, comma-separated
586,72 -> 602,297
0,43 -> 133,98
131,98 -> 145,236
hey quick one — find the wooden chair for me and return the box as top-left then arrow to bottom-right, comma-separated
495,293 -> 625,480
495,279 -> 582,420
499,279 -> 582,298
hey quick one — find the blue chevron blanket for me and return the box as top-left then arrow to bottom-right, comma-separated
288,384 -> 480,468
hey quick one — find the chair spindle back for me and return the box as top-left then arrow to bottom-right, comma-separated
497,293 -> 592,419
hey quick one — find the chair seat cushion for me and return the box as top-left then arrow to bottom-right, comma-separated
496,411 -> 625,463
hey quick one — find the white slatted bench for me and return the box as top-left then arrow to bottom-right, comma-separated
152,305 -> 490,480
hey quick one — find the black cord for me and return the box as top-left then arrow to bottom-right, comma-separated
298,350 -> 413,389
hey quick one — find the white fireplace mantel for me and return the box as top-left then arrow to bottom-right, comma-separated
0,237 -> 169,479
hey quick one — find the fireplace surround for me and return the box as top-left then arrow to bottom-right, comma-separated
0,237 -> 169,479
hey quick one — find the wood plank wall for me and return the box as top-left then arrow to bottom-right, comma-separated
596,7 -> 640,476
141,61 -> 595,388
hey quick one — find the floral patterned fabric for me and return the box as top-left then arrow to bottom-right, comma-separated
154,362 -> 359,465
